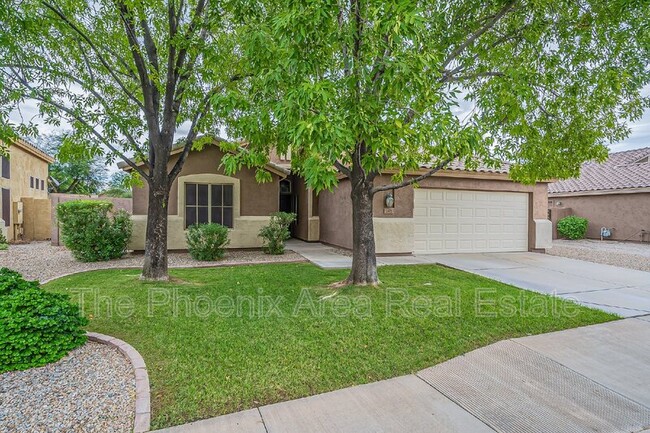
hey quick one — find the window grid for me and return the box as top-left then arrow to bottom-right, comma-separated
185,183 -> 234,229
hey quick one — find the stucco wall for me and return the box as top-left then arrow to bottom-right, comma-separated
549,192 -> 650,242
319,172 -> 549,253
1,141 -> 50,241
21,197 -> 51,241
292,176 -> 320,242
132,146 -> 280,217
319,178 -> 353,249
129,146 -> 284,250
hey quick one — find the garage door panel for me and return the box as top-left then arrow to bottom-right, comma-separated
413,188 -> 529,254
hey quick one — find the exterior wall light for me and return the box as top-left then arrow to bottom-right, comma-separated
384,192 -> 395,208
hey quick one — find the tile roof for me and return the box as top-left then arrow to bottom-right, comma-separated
421,158 -> 510,174
549,147 -> 650,194
3,137 -> 55,163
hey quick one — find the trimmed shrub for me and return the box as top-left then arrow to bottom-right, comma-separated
557,215 -> 589,240
259,212 -> 297,255
0,231 -> 7,250
0,267 -> 39,296
186,223 -> 230,261
0,269 -> 88,373
56,200 -> 133,262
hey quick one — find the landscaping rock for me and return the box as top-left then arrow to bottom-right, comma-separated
548,239 -> 650,272
0,342 -> 135,433
0,242 -> 305,283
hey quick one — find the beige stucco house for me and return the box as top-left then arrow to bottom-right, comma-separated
549,147 -> 650,242
1,138 -> 54,241
123,143 -> 552,254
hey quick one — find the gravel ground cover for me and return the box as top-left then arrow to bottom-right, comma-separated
548,239 -> 650,272
0,342 -> 135,433
0,242 -> 305,282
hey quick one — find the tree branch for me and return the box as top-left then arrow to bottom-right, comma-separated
166,92 -> 211,183
442,71 -> 504,83
6,69 -> 150,180
371,158 -> 453,195
334,160 -> 352,177
337,2 -> 351,76
2,62 -> 150,169
442,0 -> 517,69
41,0 -> 145,111
116,0 -> 159,116
163,0 -> 208,140
138,12 -> 159,72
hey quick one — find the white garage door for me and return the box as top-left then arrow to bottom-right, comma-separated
413,189 -> 528,254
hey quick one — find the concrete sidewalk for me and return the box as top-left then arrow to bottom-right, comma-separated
154,318 -> 650,433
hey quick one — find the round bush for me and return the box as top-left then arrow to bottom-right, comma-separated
186,223 -> 230,261
56,200 -> 133,262
0,267 -> 39,295
557,215 -> 589,239
0,269 -> 88,373
258,212 -> 296,255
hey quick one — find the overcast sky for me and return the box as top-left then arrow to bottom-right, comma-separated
8,95 -> 650,172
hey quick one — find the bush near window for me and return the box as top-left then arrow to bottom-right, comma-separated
0,268 -> 88,373
186,223 -> 230,261
259,212 -> 297,255
56,200 -> 133,262
557,215 -> 589,240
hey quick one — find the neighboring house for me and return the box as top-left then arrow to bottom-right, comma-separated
548,147 -> 650,242
0,138 -> 54,241
122,141 -> 552,254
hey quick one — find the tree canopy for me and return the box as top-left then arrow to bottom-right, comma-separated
0,0 -> 254,279
220,0 -> 650,188
37,132 -> 108,195
0,0 -> 246,175
101,171 -> 133,198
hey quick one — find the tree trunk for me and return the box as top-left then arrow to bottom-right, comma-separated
141,186 -> 170,281
346,178 -> 379,286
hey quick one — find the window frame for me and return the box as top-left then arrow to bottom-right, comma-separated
30,176 -> 34,188
1,156 -> 9,179
184,182 -> 234,229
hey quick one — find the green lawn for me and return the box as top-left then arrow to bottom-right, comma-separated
44,263 -> 617,429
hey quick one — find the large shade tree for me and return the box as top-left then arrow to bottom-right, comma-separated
220,0 -> 650,285
37,132 -> 108,194
0,0 -> 249,280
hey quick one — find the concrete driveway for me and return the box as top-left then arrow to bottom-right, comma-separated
287,240 -> 650,317
423,252 -> 650,317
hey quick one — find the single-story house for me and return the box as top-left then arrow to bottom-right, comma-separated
122,144 -> 552,254
548,147 -> 650,242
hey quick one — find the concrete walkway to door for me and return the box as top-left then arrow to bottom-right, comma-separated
286,240 -> 650,318
153,318 -> 650,433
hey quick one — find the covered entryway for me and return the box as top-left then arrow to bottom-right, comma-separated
413,188 -> 528,254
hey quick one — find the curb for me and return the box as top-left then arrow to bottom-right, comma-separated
87,332 -> 151,433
